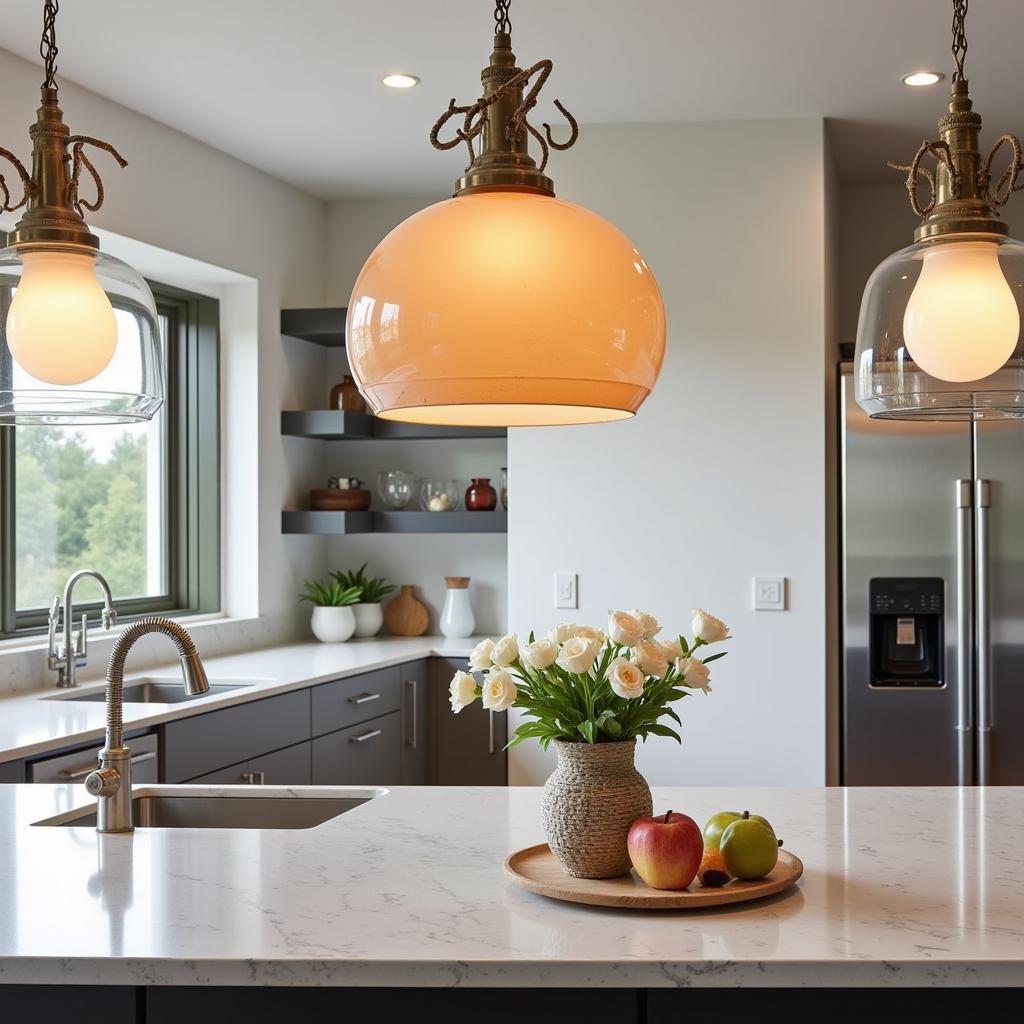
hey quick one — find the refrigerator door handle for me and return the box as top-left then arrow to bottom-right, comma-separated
955,479 -> 974,786
975,479 -> 992,786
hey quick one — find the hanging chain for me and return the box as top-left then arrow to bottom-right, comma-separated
951,0 -> 968,81
494,0 -> 511,36
40,0 -> 59,90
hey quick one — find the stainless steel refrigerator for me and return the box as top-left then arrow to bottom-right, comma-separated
840,363 -> 1024,785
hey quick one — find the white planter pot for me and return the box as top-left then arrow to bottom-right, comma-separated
310,606 -> 355,643
351,602 -> 384,637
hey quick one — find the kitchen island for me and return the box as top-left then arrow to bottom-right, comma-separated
0,782 -> 1021,1011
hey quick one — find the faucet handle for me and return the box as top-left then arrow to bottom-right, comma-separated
102,607 -> 117,630
46,598 -> 64,669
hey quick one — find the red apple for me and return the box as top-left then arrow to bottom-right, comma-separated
627,809 -> 704,890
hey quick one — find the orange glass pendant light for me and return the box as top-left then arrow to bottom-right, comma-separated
347,1 -> 666,427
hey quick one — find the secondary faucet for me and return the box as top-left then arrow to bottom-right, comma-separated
48,569 -> 118,688
85,617 -> 209,834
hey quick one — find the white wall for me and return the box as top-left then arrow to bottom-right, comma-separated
0,48 -> 327,687
507,120 -> 833,786
322,197 -> 509,635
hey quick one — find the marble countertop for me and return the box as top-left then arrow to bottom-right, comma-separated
0,637 -> 477,764
0,782 -> 1021,987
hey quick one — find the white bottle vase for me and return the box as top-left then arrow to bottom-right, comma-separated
311,606 -> 355,643
440,577 -> 475,638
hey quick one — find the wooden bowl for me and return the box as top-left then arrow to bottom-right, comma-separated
310,488 -> 371,511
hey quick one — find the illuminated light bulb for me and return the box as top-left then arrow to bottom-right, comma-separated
903,240 -> 1020,382
6,248 -> 117,385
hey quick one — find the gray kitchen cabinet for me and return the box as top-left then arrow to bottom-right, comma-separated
311,665 -> 401,736
161,690 -> 310,783
400,659 -> 430,784
0,759 -> 24,783
431,657 -> 507,786
186,740 -> 311,786
311,711 -> 402,785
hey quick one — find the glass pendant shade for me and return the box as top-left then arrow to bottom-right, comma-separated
0,243 -> 164,424
347,191 -> 666,427
854,233 -> 1024,419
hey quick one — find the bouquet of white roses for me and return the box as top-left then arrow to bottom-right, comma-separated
449,608 -> 730,748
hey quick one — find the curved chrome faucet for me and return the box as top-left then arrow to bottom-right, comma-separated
86,617 -> 209,834
48,569 -> 118,688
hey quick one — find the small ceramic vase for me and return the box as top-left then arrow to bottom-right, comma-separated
440,577 -> 475,638
465,478 -> 497,511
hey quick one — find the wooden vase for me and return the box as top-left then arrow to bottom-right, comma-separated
385,585 -> 429,636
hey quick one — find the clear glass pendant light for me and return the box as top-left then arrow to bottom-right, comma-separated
0,1 -> 163,425
347,0 -> 666,427
855,1 -> 1024,420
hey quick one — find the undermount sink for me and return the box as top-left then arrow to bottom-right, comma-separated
42,677 -> 251,704
33,786 -> 385,829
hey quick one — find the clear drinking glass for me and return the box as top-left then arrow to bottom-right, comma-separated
377,470 -> 414,510
500,466 -> 508,509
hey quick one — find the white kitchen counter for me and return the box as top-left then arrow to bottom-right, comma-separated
0,637 -> 477,764
0,783 -> 1021,987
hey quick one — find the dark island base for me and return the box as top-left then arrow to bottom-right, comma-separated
0,984 -> 1018,1021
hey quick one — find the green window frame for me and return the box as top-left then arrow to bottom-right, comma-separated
0,271 -> 221,637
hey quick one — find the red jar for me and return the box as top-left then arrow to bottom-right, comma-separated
465,478 -> 497,511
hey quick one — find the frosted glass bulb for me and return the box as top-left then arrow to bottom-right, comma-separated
6,249 -> 118,385
903,240 -> 1020,382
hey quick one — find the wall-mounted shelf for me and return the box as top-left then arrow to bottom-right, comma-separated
282,510 -> 507,535
281,308 -> 347,347
281,410 -> 507,441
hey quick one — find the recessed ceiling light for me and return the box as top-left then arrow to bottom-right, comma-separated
901,71 -> 944,87
382,73 -> 420,89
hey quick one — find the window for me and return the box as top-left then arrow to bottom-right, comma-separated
0,276 -> 220,636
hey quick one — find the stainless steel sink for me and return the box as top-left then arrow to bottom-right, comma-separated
43,677 -> 250,703
34,787 -> 384,829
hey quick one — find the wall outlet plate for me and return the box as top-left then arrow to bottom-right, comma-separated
554,572 -> 578,609
753,575 -> 786,611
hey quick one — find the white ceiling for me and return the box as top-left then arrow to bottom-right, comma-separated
1,0 -> 1023,199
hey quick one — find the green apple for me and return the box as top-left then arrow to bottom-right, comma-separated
746,813 -> 775,838
703,810 -> 742,850
720,813 -> 780,880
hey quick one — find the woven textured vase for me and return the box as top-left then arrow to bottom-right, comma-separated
541,738 -> 652,879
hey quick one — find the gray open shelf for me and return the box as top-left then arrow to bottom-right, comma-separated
281,409 -> 506,441
281,308 -> 347,347
282,510 -> 507,535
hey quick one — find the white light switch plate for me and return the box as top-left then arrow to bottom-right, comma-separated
555,572 -> 578,609
753,576 -> 786,611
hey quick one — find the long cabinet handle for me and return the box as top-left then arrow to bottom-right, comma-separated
976,479 -> 992,787
61,750 -> 156,781
240,770 -> 265,785
349,729 -> 382,744
348,692 -> 381,705
955,479 -> 974,786
404,678 -> 418,750
488,710 -> 495,755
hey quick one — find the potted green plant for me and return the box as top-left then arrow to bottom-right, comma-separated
300,578 -> 361,643
449,608 -> 730,879
332,564 -> 395,637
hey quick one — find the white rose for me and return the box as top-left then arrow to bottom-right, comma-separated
481,669 -> 518,711
548,623 -> 579,644
628,608 -> 661,639
521,638 -> 558,670
556,635 -> 601,675
659,638 -> 684,661
449,670 -> 479,712
633,639 -> 669,679
607,656 -> 646,700
572,625 -> 606,643
468,638 -> 495,671
608,610 -> 644,646
692,608 -> 730,644
676,656 -> 712,694
490,633 -> 519,667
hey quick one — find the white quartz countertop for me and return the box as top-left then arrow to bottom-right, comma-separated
0,783 -> 1022,987
0,637 -> 477,763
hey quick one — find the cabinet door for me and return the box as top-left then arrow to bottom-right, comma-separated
186,741 -> 311,786
0,759 -> 24,783
161,690 -> 310,782
431,657 -> 507,786
400,659 -> 430,784
311,711 -> 402,785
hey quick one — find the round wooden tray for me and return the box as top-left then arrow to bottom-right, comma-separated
504,844 -> 803,910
